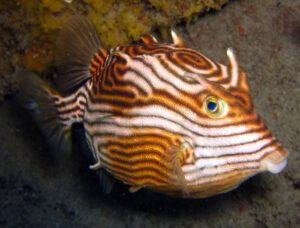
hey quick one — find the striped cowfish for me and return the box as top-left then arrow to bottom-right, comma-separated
20,17 -> 288,198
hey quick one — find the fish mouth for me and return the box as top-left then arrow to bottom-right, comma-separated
260,145 -> 289,174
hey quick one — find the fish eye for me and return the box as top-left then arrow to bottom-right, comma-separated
204,96 -> 228,118
207,100 -> 218,112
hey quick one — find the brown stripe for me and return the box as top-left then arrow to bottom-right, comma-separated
100,157 -> 173,185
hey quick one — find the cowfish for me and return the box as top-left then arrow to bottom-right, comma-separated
20,16 -> 288,198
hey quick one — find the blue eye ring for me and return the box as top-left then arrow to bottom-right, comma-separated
204,96 -> 229,118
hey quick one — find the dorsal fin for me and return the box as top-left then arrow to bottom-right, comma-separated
56,16 -> 102,94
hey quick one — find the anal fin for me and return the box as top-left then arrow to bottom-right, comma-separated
98,170 -> 115,194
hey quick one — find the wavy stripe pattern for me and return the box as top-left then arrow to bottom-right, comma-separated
55,37 -> 288,198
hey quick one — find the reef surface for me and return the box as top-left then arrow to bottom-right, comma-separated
0,0 -> 228,101
0,0 -> 300,227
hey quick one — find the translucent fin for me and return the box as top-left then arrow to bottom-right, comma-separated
18,68 -> 80,153
56,16 -> 101,94
167,145 -> 189,196
98,170 -> 115,194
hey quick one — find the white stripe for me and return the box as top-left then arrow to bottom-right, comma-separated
142,54 -> 205,93
124,70 -> 152,94
194,138 -> 273,157
159,54 -> 186,76
130,55 -> 205,94
85,111 -> 266,149
85,102 -> 261,140
128,105 -> 261,138
161,55 -> 233,90
183,145 -> 278,173
95,116 -> 191,136
167,51 -> 219,75
209,65 -> 231,88
193,132 -> 267,148
56,85 -> 88,124
127,57 -> 181,97
86,124 -> 135,136
85,105 -> 253,138
127,104 -> 254,130
185,162 -> 259,182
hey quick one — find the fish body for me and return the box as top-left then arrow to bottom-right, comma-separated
21,17 -> 288,198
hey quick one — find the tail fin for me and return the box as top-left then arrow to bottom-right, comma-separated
18,16 -> 102,152
18,68 -> 85,153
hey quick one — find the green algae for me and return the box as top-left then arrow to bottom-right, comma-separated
23,0 -> 229,54
0,0 -> 229,100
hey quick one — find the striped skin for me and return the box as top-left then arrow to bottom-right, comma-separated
54,35 -> 288,198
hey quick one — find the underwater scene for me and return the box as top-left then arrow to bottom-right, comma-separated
0,0 -> 299,227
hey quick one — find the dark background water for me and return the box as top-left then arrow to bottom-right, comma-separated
0,0 -> 300,227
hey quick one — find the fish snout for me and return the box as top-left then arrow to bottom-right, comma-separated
260,143 -> 288,174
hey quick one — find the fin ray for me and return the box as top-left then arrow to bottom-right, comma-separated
167,145 -> 189,195
56,16 -> 101,94
98,170 -> 115,194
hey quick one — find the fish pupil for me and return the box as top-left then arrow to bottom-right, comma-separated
207,101 -> 218,112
